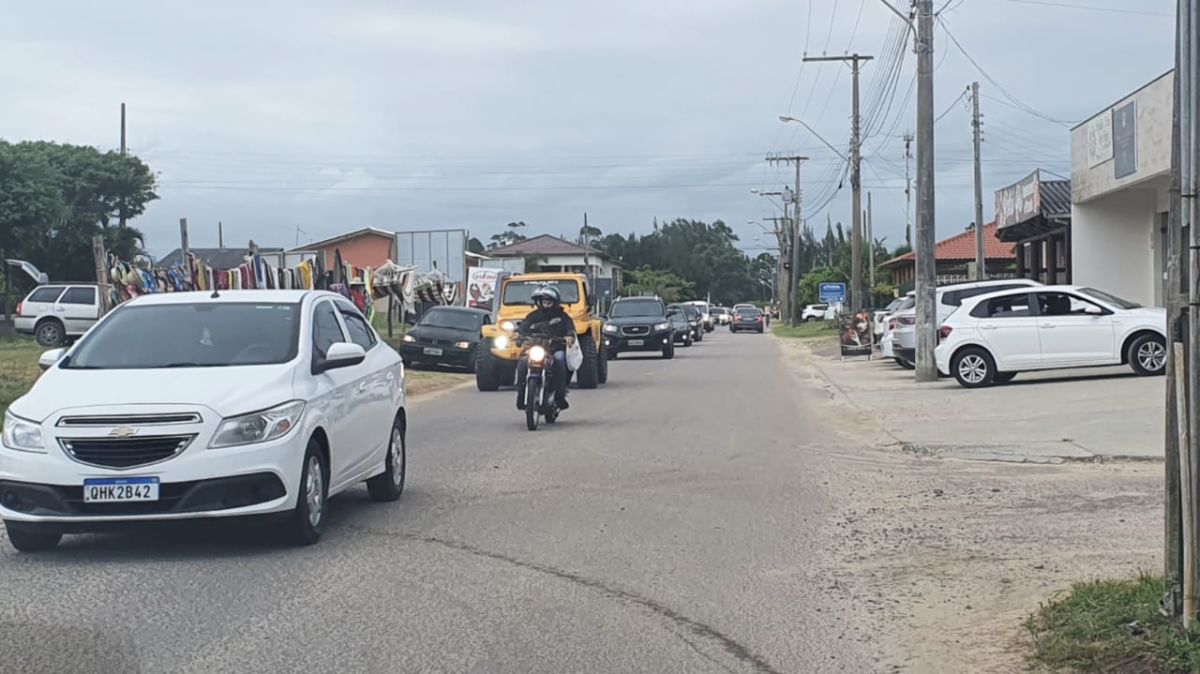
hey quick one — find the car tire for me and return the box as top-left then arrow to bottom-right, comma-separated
1128,333 -> 1167,376
951,347 -> 997,389
366,415 -> 406,502
283,438 -> 329,546
895,358 -> 915,370
5,522 -> 62,553
475,347 -> 501,391
597,344 -> 609,383
662,342 -> 675,359
695,330 -> 703,343
35,319 -> 65,348
465,346 -> 479,374
576,333 -> 600,389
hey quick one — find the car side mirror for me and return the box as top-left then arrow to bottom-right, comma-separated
315,342 -> 366,374
38,348 -> 65,371
1084,305 -> 1105,316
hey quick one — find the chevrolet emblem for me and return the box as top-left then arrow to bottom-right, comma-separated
108,426 -> 139,438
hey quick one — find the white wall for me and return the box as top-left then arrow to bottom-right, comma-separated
1072,189 -> 1158,306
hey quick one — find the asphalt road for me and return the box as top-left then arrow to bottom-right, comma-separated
0,330 -> 874,673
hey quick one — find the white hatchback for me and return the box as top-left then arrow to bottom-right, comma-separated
0,290 -> 407,551
935,285 -> 1166,388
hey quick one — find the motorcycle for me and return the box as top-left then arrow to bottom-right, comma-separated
517,327 -> 561,431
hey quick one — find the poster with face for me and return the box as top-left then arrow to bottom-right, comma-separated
467,267 -> 499,311
838,310 -> 873,358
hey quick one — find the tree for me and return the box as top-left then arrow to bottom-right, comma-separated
467,237 -> 486,254
489,221 -> 528,249
622,267 -> 695,302
0,140 -> 157,282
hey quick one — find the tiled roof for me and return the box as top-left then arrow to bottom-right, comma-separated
159,247 -> 283,269
487,234 -> 607,257
288,227 -> 395,252
881,223 -> 1015,267
1039,179 -> 1072,218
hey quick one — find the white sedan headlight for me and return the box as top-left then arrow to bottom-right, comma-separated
603,324 -> 618,334
2,411 -> 45,453
210,400 -> 305,449
654,322 -> 670,331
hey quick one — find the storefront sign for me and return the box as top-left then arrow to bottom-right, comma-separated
466,267 -> 499,311
819,282 -> 846,304
1113,101 -> 1137,179
838,310 -> 873,359
1086,109 -> 1113,168
994,171 -> 1041,229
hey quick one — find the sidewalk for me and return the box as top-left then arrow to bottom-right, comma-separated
801,342 -> 1165,462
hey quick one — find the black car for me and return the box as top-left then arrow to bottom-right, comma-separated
667,306 -> 693,347
730,306 -> 765,333
400,306 -> 491,371
603,296 -> 675,359
669,303 -> 704,342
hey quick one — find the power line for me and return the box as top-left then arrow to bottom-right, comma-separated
934,89 -> 969,124
999,0 -> 1172,17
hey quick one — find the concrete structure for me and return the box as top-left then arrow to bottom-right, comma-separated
880,223 -> 1015,291
291,227 -> 396,270
1070,70 -> 1173,307
993,172 -> 1072,283
486,234 -> 622,301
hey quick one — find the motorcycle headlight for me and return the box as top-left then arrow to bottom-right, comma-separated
654,322 -> 669,331
210,400 -> 305,449
402,334 -> 415,343
603,324 -> 618,334
529,345 -> 547,362
500,321 -> 516,332
2,411 -> 45,453
494,335 -> 510,350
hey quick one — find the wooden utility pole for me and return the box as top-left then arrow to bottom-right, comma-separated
1165,13 -> 1185,619
867,192 -> 875,294
218,221 -> 224,248
971,82 -> 986,280
904,132 -> 914,248
92,236 -> 111,316
765,154 -> 809,324
119,103 -> 128,229
803,53 -> 873,311
179,218 -> 191,286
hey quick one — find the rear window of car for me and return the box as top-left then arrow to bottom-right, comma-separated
59,287 -> 97,305
26,286 -> 65,303
737,308 -> 762,316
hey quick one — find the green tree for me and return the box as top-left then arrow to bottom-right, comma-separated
0,140 -> 157,282
489,221 -> 528,249
622,267 -> 695,302
795,266 -> 846,308
467,237 -> 486,254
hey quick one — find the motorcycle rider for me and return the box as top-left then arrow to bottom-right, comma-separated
515,285 -> 572,411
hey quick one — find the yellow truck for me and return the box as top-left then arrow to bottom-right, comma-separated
475,272 -> 608,391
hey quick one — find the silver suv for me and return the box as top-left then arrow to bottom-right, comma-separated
15,284 -> 101,346
891,279 -> 1042,367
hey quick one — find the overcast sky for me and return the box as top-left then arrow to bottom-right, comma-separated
0,0 -> 1177,260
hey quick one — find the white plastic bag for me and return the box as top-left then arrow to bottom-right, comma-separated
565,338 -> 584,371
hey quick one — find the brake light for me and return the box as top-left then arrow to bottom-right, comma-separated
939,325 -> 953,339
15,301 -> 22,316
888,319 -> 896,330
756,315 -> 763,322
898,315 -> 916,326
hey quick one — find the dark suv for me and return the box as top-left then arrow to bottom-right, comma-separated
603,296 -> 675,359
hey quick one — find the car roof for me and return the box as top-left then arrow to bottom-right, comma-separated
425,305 -> 489,314
939,278 -> 1041,292
123,290 -> 314,306
957,284 -> 1089,309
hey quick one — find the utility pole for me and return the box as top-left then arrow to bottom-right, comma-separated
971,82 -> 986,280
119,103 -> 127,228
92,236 -> 111,317
914,0 -> 938,382
218,221 -> 224,248
179,218 -> 191,286
904,133 -> 914,248
766,154 -> 809,325
803,54 -> 872,311
867,192 -> 875,293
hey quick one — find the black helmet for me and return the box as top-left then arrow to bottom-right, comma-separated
531,285 -> 561,307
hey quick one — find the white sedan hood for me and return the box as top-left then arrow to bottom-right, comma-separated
10,364 -> 298,422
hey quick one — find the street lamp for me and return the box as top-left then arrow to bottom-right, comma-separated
778,115 -> 849,162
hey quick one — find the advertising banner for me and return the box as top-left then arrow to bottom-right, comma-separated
819,282 -> 847,304
1113,101 -> 1137,179
838,310 -> 874,359
995,171 -> 1041,230
466,267 -> 500,311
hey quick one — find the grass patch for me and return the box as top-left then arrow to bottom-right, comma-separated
405,370 -> 471,397
0,336 -> 44,416
1026,574 -> 1200,673
772,321 -> 837,340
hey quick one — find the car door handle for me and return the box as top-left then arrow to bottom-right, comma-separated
981,324 -> 997,330
54,306 -> 65,312
1040,323 -> 1056,329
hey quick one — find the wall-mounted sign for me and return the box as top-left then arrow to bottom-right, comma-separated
995,171 -> 1041,229
1113,101 -> 1137,179
1086,109 -> 1113,168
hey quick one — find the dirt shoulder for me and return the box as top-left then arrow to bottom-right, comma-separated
780,338 -> 1163,673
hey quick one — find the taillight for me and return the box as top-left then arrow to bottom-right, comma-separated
898,315 -> 916,326
939,326 -> 953,339
15,301 -> 22,316
756,315 -> 763,322
888,319 -> 896,330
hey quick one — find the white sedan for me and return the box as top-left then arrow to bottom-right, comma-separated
0,290 -> 407,551
935,285 -> 1166,388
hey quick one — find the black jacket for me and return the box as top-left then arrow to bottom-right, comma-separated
518,306 -> 574,345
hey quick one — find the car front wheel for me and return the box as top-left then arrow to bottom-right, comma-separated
1129,333 -> 1167,376
283,439 -> 329,545
952,347 -> 996,388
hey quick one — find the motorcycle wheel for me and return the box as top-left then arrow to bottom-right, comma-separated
525,378 -> 541,431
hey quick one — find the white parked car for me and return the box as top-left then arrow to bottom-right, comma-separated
801,304 -> 828,322
685,301 -> 714,331
874,298 -> 903,337
891,279 -> 1042,368
935,285 -> 1166,388
0,290 -> 407,551
880,294 -> 914,360
15,284 -> 102,347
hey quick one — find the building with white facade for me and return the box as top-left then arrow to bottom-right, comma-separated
1070,70 -> 1172,307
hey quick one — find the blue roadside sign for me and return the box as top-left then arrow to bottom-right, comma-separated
818,282 -> 846,304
